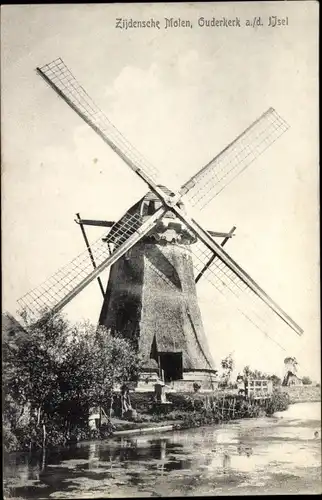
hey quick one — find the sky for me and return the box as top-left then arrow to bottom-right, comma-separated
1,2 -> 319,380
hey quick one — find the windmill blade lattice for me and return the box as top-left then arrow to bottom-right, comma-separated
180,108 -> 289,210
17,210 -> 156,320
190,240 -> 303,347
37,58 -> 160,188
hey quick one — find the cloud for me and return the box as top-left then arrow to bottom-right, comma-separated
101,50 -> 231,189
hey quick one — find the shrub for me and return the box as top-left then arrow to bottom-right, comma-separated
266,390 -> 290,415
130,392 -> 155,412
3,422 -> 19,453
132,413 -> 152,424
99,422 -> 115,438
3,313 -> 142,452
166,393 -> 204,411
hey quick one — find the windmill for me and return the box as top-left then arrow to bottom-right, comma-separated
17,58 -> 303,389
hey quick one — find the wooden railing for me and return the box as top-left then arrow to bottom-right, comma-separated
247,379 -> 273,399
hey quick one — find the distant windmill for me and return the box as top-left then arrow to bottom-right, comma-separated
282,356 -> 301,386
17,58 -> 303,387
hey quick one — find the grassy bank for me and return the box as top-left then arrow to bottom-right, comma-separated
3,390 -> 290,453
281,385 -> 321,404
119,390 -> 290,431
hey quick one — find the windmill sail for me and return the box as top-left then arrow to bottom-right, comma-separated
36,58 -> 162,192
139,232 -> 301,350
180,108 -> 289,210
136,224 -> 302,349
17,207 -> 166,320
190,240 -> 302,349
168,204 -> 303,337
141,240 -> 291,352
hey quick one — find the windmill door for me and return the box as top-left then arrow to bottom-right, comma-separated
158,352 -> 183,382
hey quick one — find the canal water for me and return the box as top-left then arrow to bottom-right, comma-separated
4,402 -> 321,497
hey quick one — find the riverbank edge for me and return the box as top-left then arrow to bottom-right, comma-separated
112,423 -> 176,436
110,411 -> 264,438
110,395 -> 321,437
6,398 -> 321,454
7,390 -> 319,453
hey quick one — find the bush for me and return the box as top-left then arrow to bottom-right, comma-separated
266,390 -> 290,415
3,313 -> 142,452
130,392 -> 155,412
131,413 -> 152,424
166,393 -> 205,411
14,423 -> 42,450
3,422 -> 19,453
13,421 -> 68,450
99,422 -> 115,438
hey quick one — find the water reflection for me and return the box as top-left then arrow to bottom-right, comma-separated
3,402 -> 321,498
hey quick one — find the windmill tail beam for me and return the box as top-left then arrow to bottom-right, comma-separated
75,213 -> 105,297
75,218 -> 115,228
74,217 -> 232,237
207,230 -> 235,239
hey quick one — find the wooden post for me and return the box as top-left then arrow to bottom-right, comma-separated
101,407 -> 108,421
42,423 -> 46,451
158,355 -> 162,380
41,446 -> 46,471
76,213 -> 105,297
228,398 -> 232,420
109,394 -> 114,419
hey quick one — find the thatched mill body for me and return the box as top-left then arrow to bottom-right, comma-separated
99,189 -> 216,384
17,58 -> 303,390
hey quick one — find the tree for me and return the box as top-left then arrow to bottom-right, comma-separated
220,354 -> 234,387
3,311 -> 75,449
3,312 -> 71,422
269,374 -> 282,386
63,322 -> 142,422
243,366 -> 279,383
301,376 -> 312,385
3,311 -> 142,449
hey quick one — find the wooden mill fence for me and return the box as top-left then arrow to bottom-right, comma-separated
199,379 -> 274,420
